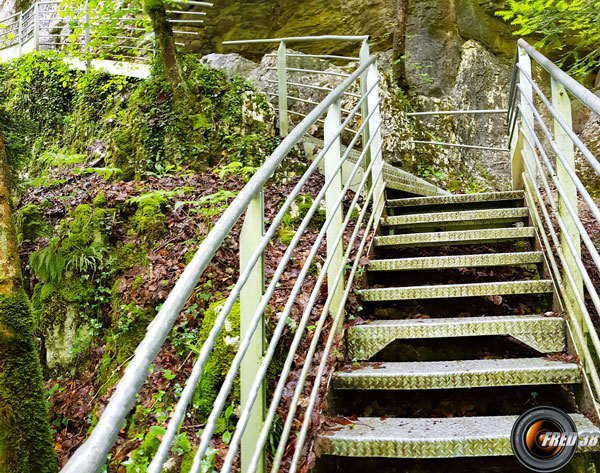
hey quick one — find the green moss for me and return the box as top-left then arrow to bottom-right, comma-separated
183,248 -> 196,265
17,203 -> 48,242
131,197 -> 166,247
0,293 -> 57,473
192,299 -> 240,434
93,190 -> 108,207
114,243 -> 146,273
279,226 -> 295,246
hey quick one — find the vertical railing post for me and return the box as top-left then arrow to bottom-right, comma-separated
366,61 -> 385,221
551,78 -> 584,329
511,45 -> 534,190
359,40 -> 372,194
17,11 -> 23,56
239,192 -> 265,473
33,3 -> 40,51
277,41 -> 288,137
84,0 -> 91,69
324,99 -> 345,317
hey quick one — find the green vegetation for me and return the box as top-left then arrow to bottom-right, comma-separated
0,52 -> 275,180
192,299 -> 240,435
0,293 -> 57,473
497,0 -> 600,76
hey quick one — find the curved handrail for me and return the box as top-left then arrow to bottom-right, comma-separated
60,53 -> 377,473
517,39 -> 600,117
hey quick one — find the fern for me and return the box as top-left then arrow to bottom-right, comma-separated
29,240 -> 65,284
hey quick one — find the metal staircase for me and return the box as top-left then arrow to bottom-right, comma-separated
55,35 -> 600,473
316,190 -> 600,464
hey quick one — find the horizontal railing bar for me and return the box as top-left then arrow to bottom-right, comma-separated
67,55 -> 376,473
167,0 -> 213,5
270,137 -> 383,473
184,84 -> 380,473
406,109 -> 508,117
166,10 -> 207,14
287,174 -> 382,473
516,83 -> 600,228
517,103 -> 600,290
523,173 -> 600,401
516,62 -> 600,178
223,35 -> 370,45
166,19 -> 204,23
226,120 -> 382,473
265,52 -> 359,61
409,140 -> 509,151
518,39 -> 600,117
519,131 -> 600,355
0,12 -> 19,21
274,108 -> 358,132
267,79 -> 361,97
267,66 -> 351,77
283,95 -> 360,115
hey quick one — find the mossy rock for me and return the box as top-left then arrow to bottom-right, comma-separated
17,203 -> 48,242
131,197 -> 166,247
192,299 -> 240,434
0,293 -> 57,473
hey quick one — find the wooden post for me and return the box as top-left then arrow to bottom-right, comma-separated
239,192 -> 265,473
324,100 -> 345,317
277,41 -> 288,136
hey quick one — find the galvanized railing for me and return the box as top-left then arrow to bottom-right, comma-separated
223,35 -> 369,137
60,39 -> 392,473
0,0 -> 212,76
509,38 -> 600,413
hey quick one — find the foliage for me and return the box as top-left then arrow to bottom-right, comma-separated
496,0 -> 600,76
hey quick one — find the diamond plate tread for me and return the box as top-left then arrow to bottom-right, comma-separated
384,175 -> 447,197
347,315 -> 565,359
316,414 -> 600,458
359,280 -> 554,302
374,227 -> 535,248
332,358 -> 581,390
301,136 -> 448,196
387,191 -> 525,208
382,208 -> 528,227
368,252 -> 543,272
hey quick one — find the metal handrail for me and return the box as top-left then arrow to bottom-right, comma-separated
61,50 -> 385,473
0,0 -> 211,70
508,39 -> 600,413
224,35 -> 370,136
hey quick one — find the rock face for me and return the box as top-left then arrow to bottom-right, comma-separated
196,0 -> 517,188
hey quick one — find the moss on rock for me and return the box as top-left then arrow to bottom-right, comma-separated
0,292 -> 57,473
17,203 -> 48,242
192,299 -> 240,434
131,196 -> 166,247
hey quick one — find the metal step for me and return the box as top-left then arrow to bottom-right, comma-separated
374,227 -> 535,248
316,414 -> 600,458
359,280 -> 553,302
387,191 -> 524,209
368,252 -> 543,272
332,358 -> 581,390
347,315 -> 565,360
381,208 -> 528,227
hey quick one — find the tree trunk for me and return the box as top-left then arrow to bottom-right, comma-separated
145,0 -> 184,91
0,127 -> 57,473
392,0 -> 410,92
